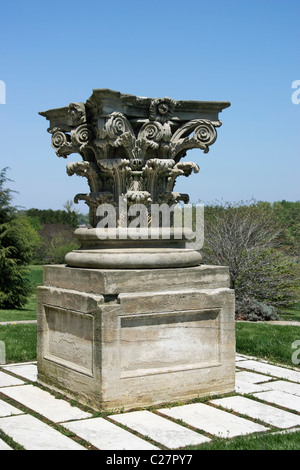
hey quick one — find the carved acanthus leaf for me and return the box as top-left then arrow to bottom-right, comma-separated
66,161 -> 100,192
172,192 -> 190,204
141,159 -> 175,202
170,119 -> 219,159
166,161 -> 199,192
98,159 -> 133,200
112,132 -> 136,159
74,191 -> 116,227
156,191 -> 189,206
125,191 -> 152,205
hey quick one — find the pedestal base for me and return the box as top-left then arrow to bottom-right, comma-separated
37,265 -> 235,411
64,227 -> 203,269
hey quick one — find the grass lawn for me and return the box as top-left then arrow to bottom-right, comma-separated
186,430 -> 300,450
0,265 -> 42,362
279,301 -> 300,322
0,271 -> 300,450
0,265 -> 43,322
0,323 -> 37,363
236,322 -> 300,367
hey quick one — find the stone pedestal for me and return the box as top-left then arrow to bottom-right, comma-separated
37,265 -> 235,411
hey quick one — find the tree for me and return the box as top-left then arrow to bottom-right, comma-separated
202,201 -> 281,288
26,207 -> 78,228
63,199 -> 79,215
0,167 -> 15,222
25,207 -> 79,264
236,248 -> 299,308
271,200 -> 300,256
0,168 -> 38,308
34,223 -> 79,264
201,200 -> 299,309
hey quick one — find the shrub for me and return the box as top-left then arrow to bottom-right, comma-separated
235,297 -> 279,322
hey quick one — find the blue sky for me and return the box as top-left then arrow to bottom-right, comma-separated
0,0 -> 299,212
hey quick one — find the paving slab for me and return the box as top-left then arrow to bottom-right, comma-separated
0,370 -> 24,387
0,384 -> 92,423
0,399 -> 24,418
238,360 -> 300,383
270,427 -> 300,436
1,363 -> 37,382
235,354 -> 259,361
235,378 -> 272,395
110,410 -> 210,449
211,396 -> 300,429
63,417 -> 159,450
0,320 -> 37,325
158,403 -> 268,438
257,380 -> 300,397
253,390 -> 300,412
236,355 -> 250,361
236,371 -> 275,384
0,438 -> 12,450
0,414 -> 85,450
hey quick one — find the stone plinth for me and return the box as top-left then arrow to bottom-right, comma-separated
37,265 -> 235,411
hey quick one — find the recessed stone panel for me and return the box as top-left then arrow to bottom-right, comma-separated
44,307 -> 94,376
120,308 -> 221,378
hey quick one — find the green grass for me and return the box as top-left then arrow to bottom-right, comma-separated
236,322 -> 300,366
279,301 -> 300,322
0,265 -> 43,322
186,430 -> 300,450
0,323 -> 37,363
0,265 -> 41,362
27,265 -> 44,288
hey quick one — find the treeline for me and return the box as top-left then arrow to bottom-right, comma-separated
26,208 -> 78,228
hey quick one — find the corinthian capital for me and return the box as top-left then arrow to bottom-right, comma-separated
40,89 -> 230,227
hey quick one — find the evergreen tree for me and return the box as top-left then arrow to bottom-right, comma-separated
0,168 -> 36,308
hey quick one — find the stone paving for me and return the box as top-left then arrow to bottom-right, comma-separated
0,354 -> 299,450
